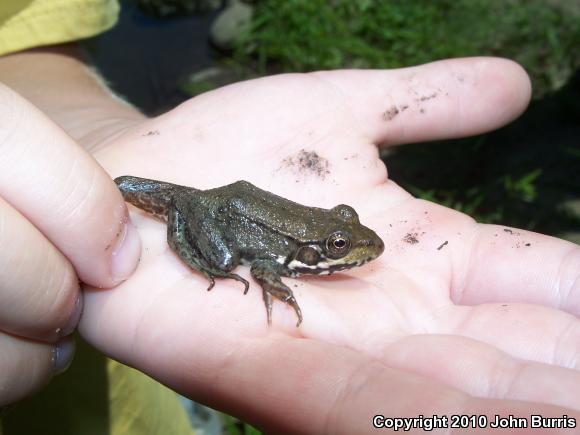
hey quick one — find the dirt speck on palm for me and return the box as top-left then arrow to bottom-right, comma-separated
403,232 -> 420,244
280,149 -> 330,180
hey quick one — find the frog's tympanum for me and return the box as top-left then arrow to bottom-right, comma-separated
115,176 -> 384,326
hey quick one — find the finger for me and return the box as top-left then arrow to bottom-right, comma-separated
383,335 -> 580,412
134,336 -> 579,434
456,224 -> 580,316
0,84 -> 140,287
311,57 -> 531,145
0,333 -> 74,407
0,197 -> 81,340
441,303 -> 580,369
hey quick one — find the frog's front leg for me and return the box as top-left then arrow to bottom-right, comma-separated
250,260 -> 303,327
167,205 -> 249,292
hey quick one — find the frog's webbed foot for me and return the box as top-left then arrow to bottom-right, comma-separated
251,260 -> 303,327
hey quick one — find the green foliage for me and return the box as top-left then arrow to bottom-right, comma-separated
181,79 -> 218,96
563,145 -> 580,158
502,169 -> 542,203
222,414 -> 261,435
233,0 -> 580,96
235,0 -> 472,70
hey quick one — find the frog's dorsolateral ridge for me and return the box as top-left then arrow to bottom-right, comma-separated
115,176 -> 384,326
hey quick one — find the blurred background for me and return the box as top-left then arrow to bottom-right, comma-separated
86,0 -> 580,243
84,0 -> 579,433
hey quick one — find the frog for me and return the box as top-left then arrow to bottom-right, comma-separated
114,176 -> 385,326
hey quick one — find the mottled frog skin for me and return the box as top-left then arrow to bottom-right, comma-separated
115,176 -> 384,326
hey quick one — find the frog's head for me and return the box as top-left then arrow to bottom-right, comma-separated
288,204 -> 384,275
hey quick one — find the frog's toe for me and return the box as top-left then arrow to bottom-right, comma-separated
226,273 -> 250,294
205,276 -> 216,291
286,298 -> 303,327
263,290 -> 273,325
295,315 -> 302,327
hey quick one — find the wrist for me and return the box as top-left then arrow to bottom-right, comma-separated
0,44 -> 145,150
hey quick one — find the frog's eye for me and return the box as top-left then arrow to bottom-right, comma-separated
295,246 -> 321,266
326,231 -> 351,258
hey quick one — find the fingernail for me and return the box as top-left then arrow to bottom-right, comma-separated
59,292 -> 83,337
53,336 -> 75,375
110,218 -> 141,283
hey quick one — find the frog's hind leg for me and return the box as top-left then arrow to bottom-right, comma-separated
167,206 -> 249,293
115,176 -> 181,221
250,260 -> 303,326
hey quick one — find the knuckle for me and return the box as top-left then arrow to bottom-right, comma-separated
0,199 -> 79,339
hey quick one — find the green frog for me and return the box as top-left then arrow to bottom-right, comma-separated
115,176 -> 384,326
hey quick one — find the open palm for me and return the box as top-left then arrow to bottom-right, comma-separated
81,58 -> 580,434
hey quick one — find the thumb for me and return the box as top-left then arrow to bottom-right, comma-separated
0,84 -> 140,287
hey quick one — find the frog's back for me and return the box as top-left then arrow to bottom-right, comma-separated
204,181 -> 338,241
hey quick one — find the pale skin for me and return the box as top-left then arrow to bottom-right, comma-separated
0,45 -> 579,433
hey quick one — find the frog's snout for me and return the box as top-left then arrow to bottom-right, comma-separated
369,236 -> 385,258
355,231 -> 385,261
375,237 -> 385,255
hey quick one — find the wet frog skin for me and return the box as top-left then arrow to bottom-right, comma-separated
115,176 -> 385,326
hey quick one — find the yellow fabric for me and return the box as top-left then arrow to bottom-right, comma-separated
0,0 -> 119,55
107,359 -> 196,435
0,337 -> 195,435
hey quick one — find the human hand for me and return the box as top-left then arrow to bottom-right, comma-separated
80,58 -> 580,433
0,85 -> 141,408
